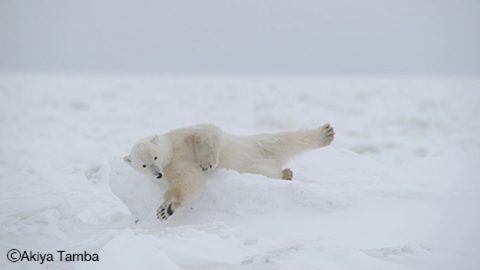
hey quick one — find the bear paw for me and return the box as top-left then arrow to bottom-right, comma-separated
199,161 -> 214,172
319,123 -> 335,146
282,168 -> 293,180
156,201 -> 175,221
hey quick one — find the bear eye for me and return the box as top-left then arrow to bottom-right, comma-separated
154,156 -> 158,160
142,164 -> 147,168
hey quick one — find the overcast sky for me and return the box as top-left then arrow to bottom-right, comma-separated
0,0 -> 479,75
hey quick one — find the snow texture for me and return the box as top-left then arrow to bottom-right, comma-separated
0,74 -> 479,269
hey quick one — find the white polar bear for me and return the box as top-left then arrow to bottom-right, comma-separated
123,123 -> 334,221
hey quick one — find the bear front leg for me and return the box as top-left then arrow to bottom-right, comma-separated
156,189 -> 180,221
156,163 -> 206,221
193,126 -> 223,172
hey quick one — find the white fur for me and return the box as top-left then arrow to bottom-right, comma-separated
124,123 -> 334,221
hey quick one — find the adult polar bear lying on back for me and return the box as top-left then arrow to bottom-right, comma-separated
123,123 -> 334,221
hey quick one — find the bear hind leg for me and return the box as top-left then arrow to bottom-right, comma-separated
249,163 -> 293,181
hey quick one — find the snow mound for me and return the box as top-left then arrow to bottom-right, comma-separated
109,158 -> 166,222
108,146 -> 410,228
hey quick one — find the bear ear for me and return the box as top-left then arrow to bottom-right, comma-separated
123,155 -> 132,163
151,135 -> 160,145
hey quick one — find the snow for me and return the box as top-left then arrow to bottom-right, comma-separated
0,74 -> 479,269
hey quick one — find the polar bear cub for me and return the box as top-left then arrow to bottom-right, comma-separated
123,123 -> 334,221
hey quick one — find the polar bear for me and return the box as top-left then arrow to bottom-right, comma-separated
123,123 -> 334,221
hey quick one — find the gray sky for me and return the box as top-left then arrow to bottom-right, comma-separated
1,0 -> 479,75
